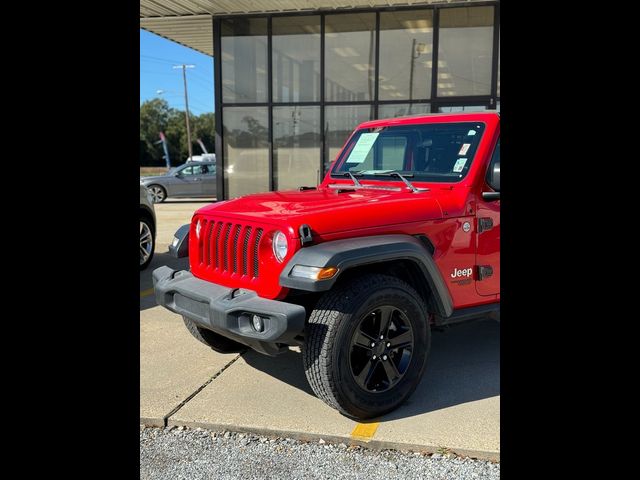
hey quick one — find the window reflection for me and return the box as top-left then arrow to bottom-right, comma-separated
378,103 -> 431,119
272,16 -> 321,103
273,106 -> 321,190
379,11 -> 433,101
223,107 -> 270,198
324,105 -> 373,173
438,105 -> 487,112
221,18 -> 268,103
438,7 -> 494,97
325,13 -> 376,102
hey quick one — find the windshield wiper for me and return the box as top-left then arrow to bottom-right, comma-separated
343,171 -> 363,188
365,171 -> 429,193
328,171 -> 401,191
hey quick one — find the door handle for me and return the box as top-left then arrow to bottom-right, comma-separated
478,217 -> 493,233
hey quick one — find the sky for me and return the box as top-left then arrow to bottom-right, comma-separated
140,29 -> 214,115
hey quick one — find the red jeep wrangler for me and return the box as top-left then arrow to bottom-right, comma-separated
153,111 -> 500,420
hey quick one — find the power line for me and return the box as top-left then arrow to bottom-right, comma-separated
141,54 -> 190,65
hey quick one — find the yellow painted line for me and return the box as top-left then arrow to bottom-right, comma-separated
350,422 -> 380,440
140,288 -> 155,298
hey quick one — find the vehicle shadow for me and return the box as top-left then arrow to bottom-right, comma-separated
140,252 -> 189,312
243,318 -> 499,420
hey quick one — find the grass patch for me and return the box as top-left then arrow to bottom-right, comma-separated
140,167 -> 169,177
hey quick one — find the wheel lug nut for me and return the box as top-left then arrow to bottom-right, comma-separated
380,335 -> 384,340
386,342 -> 391,347
382,355 -> 388,361
371,342 -> 376,348
372,355 -> 377,360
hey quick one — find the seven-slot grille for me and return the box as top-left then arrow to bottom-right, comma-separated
197,219 -> 263,278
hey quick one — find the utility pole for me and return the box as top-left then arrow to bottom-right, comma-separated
173,64 -> 195,161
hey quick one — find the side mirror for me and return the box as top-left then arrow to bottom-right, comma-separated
488,160 -> 500,191
482,159 -> 500,201
174,171 -> 183,178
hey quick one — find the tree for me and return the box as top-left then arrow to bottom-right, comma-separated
140,98 -> 215,166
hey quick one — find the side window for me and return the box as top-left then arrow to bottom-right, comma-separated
191,165 -> 204,175
181,166 -> 193,176
486,138 -> 500,190
202,164 -> 216,176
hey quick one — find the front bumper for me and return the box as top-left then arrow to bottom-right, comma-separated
152,266 -> 306,355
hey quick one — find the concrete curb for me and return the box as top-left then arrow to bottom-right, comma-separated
155,418 -> 499,462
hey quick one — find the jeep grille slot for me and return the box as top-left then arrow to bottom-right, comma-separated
242,227 -> 252,275
232,224 -> 241,273
253,228 -> 263,278
197,218 -> 263,279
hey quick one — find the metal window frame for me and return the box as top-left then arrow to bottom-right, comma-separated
214,1 -> 500,200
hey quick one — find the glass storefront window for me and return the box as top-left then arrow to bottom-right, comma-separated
221,18 -> 268,103
325,13 -> 376,102
378,103 -> 431,119
497,32 -> 500,97
438,105 -> 487,112
437,7 -> 494,97
324,104 -> 373,172
216,6 -> 500,199
379,11 -> 433,101
223,107 -> 269,198
272,16 -> 321,103
273,106 -> 321,190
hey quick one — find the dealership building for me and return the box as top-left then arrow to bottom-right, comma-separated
141,0 -> 500,200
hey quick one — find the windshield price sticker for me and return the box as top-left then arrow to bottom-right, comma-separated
347,133 -> 379,164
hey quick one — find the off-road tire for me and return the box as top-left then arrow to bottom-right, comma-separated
303,274 -> 431,419
183,317 -> 246,354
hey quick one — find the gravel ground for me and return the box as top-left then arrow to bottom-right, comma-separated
140,426 -> 499,480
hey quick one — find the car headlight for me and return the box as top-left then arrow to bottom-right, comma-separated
272,231 -> 288,262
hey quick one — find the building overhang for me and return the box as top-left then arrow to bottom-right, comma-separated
140,0 -> 493,56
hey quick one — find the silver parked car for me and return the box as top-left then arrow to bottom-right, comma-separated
140,161 -> 216,203
140,184 -> 156,270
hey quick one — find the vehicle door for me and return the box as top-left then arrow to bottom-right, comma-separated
475,137 -> 500,296
173,165 -> 204,196
200,163 -> 217,197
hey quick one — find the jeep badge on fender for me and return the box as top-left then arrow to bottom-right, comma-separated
153,111 -> 500,420
451,268 -> 473,278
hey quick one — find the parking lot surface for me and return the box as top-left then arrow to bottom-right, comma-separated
140,199 -> 500,461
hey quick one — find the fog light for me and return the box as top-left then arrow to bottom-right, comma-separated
252,314 -> 265,332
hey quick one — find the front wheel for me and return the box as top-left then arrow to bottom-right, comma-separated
303,274 -> 431,419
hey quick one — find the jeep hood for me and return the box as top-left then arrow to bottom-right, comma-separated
196,187 -> 445,237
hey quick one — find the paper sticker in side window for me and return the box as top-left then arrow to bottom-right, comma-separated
458,143 -> 471,155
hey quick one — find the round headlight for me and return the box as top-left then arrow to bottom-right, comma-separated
273,231 -> 288,262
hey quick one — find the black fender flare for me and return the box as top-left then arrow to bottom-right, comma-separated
279,234 -> 453,318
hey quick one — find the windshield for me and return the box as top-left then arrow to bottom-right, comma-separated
331,122 -> 485,183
